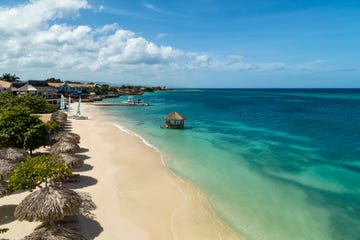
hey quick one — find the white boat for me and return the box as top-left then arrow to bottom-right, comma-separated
120,96 -> 149,106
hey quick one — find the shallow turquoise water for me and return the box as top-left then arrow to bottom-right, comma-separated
102,89 -> 360,240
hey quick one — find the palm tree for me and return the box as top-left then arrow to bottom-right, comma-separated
0,73 -> 20,82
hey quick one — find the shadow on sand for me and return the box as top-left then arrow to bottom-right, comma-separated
0,205 -> 17,224
77,192 -> 103,239
78,148 -> 89,153
76,154 -> 90,161
78,215 -> 103,239
65,175 -> 97,190
72,164 -> 93,173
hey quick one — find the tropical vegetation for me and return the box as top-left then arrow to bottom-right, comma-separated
0,93 -> 57,113
8,155 -> 72,191
0,73 -> 20,82
0,78 -> 89,239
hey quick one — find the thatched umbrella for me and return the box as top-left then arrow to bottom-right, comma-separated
50,132 -> 80,145
58,135 -> 80,144
58,153 -> 84,169
0,147 -> 28,162
15,186 -> 82,226
50,140 -> 80,155
51,111 -> 68,126
59,132 -> 80,144
0,159 -> 18,180
22,227 -> 87,240
51,111 -> 67,118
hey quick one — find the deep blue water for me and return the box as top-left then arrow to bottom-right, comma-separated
102,89 -> 360,240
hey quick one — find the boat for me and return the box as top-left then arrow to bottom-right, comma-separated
119,96 -> 149,106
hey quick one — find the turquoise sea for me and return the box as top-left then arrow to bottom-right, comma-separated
102,89 -> 360,240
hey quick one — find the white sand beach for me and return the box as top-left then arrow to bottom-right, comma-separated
0,103 -> 241,240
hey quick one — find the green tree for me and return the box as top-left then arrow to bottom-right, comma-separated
44,121 -> 61,134
18,94 -> 57,114
0,93 -> 57,113
0,228 -> 9,234
93,84 -> 110,95
23,124 -> 49,156
0,107 -> 55,152
0,93 -> 18,111
65,80 -> 81,84
46,77 -> 62,83
8,155 -> 72,191
0,73 -> 20,82
0,106 -> 42,148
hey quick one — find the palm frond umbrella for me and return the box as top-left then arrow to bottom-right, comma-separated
50,140 -> 80,155
58,153 -> 84,169
23,227 -> 87,240
0,147 -> 28,162
51,111 -> 68,126
0,160 -> 19,180
51,111 -> 67,119
50,132 -> 80,144
15,186 -> 82,227
58,135 -> 80,144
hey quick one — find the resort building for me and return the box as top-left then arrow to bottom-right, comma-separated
11,80 -> 58,99
163,112 -> 187,129
48,82 -> 94,95
0,80 -> 11,92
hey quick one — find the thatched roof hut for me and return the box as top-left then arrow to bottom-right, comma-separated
50,140 -> 80,155
58,153 -> 84,169
0,160 -> 18,180
51,111 -> 68,126
163,112 -> 187,129
0,148 -> 28,162
15,186 -> 82,226
22,227 -> 87,240
50,132 -> 80,145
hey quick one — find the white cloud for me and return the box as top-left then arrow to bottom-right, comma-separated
0,0 -> 209,82
156,33 -> 168,39
0,0 -> 89,34
0,0 -> 319,85
143,3 -> 158,12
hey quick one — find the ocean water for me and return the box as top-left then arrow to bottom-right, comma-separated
101,89 -> 360,240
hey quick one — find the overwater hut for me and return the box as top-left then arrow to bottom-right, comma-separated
163,112 -> 187,129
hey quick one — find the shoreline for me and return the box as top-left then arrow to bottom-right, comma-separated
77,103 -> 243,239
0,103 -> 242,239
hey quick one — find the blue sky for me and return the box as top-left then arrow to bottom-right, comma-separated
0,0 -> 359,87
